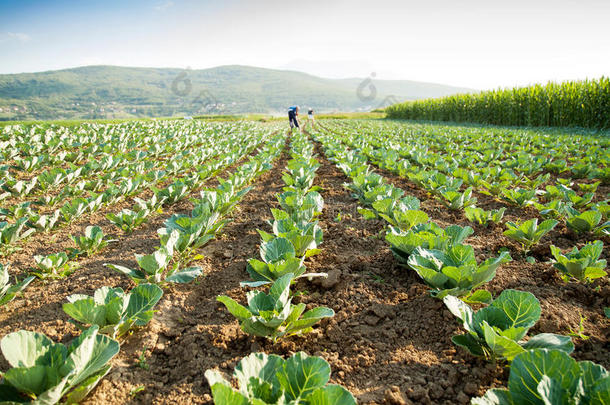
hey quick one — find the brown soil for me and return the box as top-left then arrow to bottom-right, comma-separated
0,130 -> 608,405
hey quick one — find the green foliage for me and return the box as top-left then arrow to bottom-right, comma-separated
566,210 -> 609,235
377,207 -> 429,231
501,188 -> 537,207
0,263 -> 34,307
444,290 -> 574,361
31,252 -> 78,280
473,349 -> 609,404
63,284 -> 163,339
158,206 -> 226,263
0,218 -> 35,255
205,352 -> 355,405
282,159 -> 320,191
243,237 -> 308,287
106,208 -> 150,233
26,210 -> 61,233
259,210 -> 323,258
60,198 -> 89,223
277,190 -> 324,223
153,181 -> 190,205
407,244 -> 511,301
464,207 -> 505,226
503,218 -> 558,253
0,326 -> 120,404
0,202 -> 35,222
534,200 -> 579,220
70,226 -> 117,257
105,247 -> 202,286
440,187 -> 477,210
550,241 -> 607,283
386,223 -> 474,263
1,178 -> 38,197
385,77 -> 610,129
197,187 -> 250,217
217,273 -> 334,341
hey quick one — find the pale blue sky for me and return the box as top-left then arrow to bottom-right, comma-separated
1,0 -> 608,89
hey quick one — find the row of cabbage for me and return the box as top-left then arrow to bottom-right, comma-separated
330,120 -> 609,183
325,121 -> 609,284
0,126 -> 269,296
0,122 -> 267,258
208,131 -> 356,404
0,121 -> 220,169
0,126 -> 285,403
312,127 -> 609,404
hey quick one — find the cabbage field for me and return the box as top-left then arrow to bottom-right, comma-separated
0,119 -> 608,404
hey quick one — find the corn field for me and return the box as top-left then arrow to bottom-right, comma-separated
385,77 -> 610,129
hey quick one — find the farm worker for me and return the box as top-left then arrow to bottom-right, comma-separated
307,108 -> 315,128
288,105 -> 301,132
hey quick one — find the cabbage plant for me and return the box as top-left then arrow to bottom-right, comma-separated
566,210 -> 609,235
205,352 -> 356,405
36,193 -> 67,208
578,181 -> 601,193
60,198 -> 89,223
426,172 -> 463,195
196,187 -> 250,217
258,210 -> 323,258
464,207 -> 505,226
563,190 -> 594,209
0,326 -> 120,404
0,263 -> 34,307
217,273 -> 334,341
1,178 -> 38,197
407,244 -> 511,302
70,226 -> 117,257
473,349 -> 609,405
444,290 -> 574,361
503,218 -> 558,254
386,223 -> 474,263
134,194 -> 167,212
282,159 -> 320,191
105,247 -> 202,285
63,284 -> 163,339
158,206 -> 226,263
360,195 -> 421,222
13,155 -> 45,172
376,207 -> 429,232
106,208 -> 150,233
243,237 -> 312,287
277,190 -> 324,222
0,202 -> 35,222
550,241 -> 607,283
0,218 -> 35,255
500,187 -> 537,207
153,181 -> 190,204
534,200 -> 579,220
31,252 -> 77,280
440,187 -> 477,210
26,210 -> 62,233
479,179 -> 512,198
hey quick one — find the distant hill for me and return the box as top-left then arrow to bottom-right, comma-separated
0,65 -> 473,120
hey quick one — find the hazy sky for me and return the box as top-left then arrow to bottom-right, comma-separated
1,0 -> 608,89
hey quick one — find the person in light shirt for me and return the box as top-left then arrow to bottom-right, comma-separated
307,108 -> 315,128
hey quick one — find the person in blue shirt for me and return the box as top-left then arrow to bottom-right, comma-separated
288,105 -> 301,132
